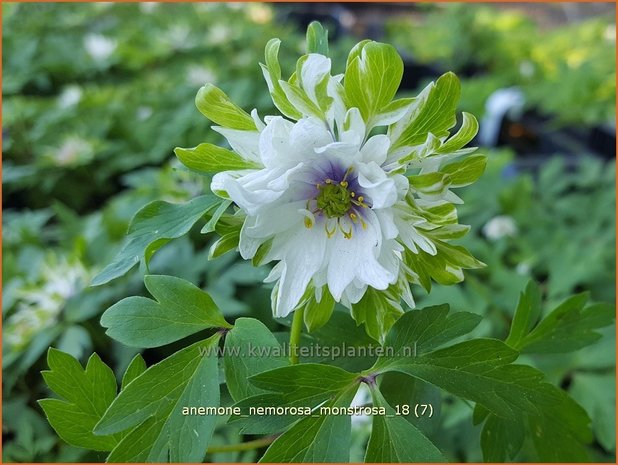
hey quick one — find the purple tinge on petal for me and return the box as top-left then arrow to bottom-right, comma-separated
309,159 -> 373,208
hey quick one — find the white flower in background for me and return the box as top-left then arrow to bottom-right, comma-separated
247,4 -> 273,24
516,261 -> 531,276
178,34 -> 485,332
136,106 -> 153,121
187,65 -> 217,87
482,215 -> 518,241
4,256 -> 92,351
84,33 -> 116,62
57,85 -> 82,108
233,51 -> 253,68
47,136 -> 94,167
165,25 -> 192,51
519,60 -> 535,78
208,24 -> 233,45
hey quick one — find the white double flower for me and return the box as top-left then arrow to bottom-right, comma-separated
212,55 -> 419,317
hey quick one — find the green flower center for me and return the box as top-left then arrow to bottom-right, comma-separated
316,182 -> 352,218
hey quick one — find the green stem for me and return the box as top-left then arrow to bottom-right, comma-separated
206,436 -> 276,454
289,307 -> 305,365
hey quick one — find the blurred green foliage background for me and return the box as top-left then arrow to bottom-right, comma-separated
2,2 -> 616,463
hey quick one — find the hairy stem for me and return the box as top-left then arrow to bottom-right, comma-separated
289,307 -> 305,365
206,436 -> 276,454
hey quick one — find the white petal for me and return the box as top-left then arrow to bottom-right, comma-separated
340,108 -> 366,145
213,166 -> 300,215
264,261 -> 283,283
396,220 -> 437,255
238,215 -> 263,259
300,54 -> 331,104
272,225 -> 327,317
288,117 -> 333,160
355,162 -> 398,209
342,279 -> 368,305
212,126 -> 261,163
251,108 -> 266,131
314,140 -> 358,159
326,210 -> 395,300
243,200 -> 307,240
258,116 -> 294,168
328,77 -> 347,131
393,174 -> 409,198
360,134 -> 390,166
374,209 -> 399,240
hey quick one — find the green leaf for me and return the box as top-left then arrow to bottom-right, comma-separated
228,393 -> 301,435
344,41 -> 404,125
345,39 -> 371,68
279,79 -> 324,120
379,372 -> 441,436
378,305 -> 481,360
505,280 -> 542,349
434,240 -> 485,269
374,339 -> 530,419
195,83 -> 256,130
389,72 -> 461,149
351,287 -> 403,342
101,275 -> 230,348
365,385 -> 444,462
303,290 -> 335,332
249,363 -> 358,405
39,349 -> 120,451
121,354 -> 147,390
96,336 -> 221,462
223,318 -> 288,402
527,404 -> 592,462
92,195 -> 220,286
306,21 -> 329,56
516,292 -> 614,353
208,229 -> 240,259
570,372 -> 616,452
259,386 -> 358,463
260,39 -> 303,120
372,97 -> 414,127
174,143 -> 259,174
440,154 -> 487,187
479,413 -> 525,462
479,395 -> 593,463
298,310 -> 379,372
200,199 -> 232,234
408,171 -> 451,195
377,339 -> 593,458
437,111 -> 479,154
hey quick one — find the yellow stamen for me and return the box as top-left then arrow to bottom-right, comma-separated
304,216 -> 313,229
325,221 -> 337,238
340,180 -> 348,188
339,220 -> 353,239
350,192 -> 356,198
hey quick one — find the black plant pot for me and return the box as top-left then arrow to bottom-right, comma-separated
588,123 -> 616,160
